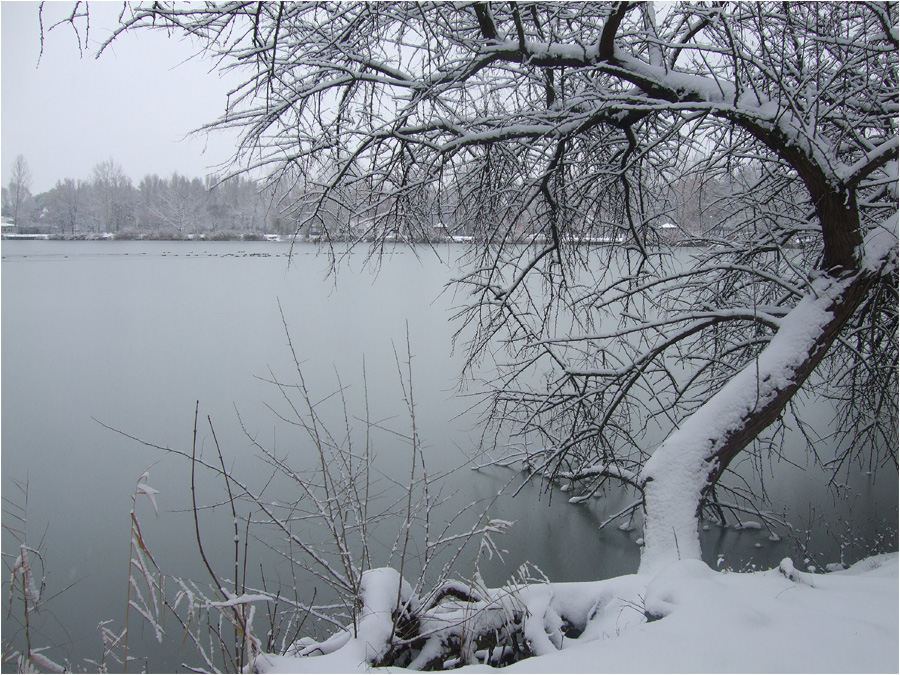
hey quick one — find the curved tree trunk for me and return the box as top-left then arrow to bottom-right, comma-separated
638,263 -> 882,574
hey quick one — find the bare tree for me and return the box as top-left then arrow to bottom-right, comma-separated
204,174 -> 270,233
91,158 -> 134,233
143,173 -> 209,234
84,2 -> 897,573
8,155 -> 34,233
45,178 -> 84,235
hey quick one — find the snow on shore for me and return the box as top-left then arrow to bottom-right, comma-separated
254,553 -> 898,674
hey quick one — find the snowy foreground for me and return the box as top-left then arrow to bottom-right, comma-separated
254,554 -> 898,674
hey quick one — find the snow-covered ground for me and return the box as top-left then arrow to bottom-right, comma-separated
255,553 -> 898,674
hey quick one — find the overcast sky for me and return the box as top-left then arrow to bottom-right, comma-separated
2,1 -> 243,194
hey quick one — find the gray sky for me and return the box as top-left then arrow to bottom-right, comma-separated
1,1 -> 242,194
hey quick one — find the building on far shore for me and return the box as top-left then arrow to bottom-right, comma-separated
1,216 -> 51,239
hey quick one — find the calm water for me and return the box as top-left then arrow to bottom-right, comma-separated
2,240 -> 896,671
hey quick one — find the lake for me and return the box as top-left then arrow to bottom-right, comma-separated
2,239 -> 896,671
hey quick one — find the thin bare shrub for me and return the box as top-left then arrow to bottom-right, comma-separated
5,319 -> 613,671
123,470 -> 165,673
7,314 -> 578,671
2,479 -> 70,673
88,315 -> 522,670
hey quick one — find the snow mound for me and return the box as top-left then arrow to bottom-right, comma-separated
253,554 -> 898,673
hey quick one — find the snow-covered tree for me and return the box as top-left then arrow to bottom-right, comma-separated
7,154 -> 34,232
94,2 -> 897,572
42,178 -> 85,234
204,174 -> 270,233
145,172 -> 209,234
90,158 -> 134,233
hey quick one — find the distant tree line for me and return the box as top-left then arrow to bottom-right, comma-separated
1,155 -> 292,238
2,153 -> 794,245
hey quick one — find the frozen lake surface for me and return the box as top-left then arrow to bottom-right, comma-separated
2,239 -> 895,671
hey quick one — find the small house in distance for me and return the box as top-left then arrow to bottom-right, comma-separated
1,216 -> 50,239
656,220 -> 703,245
657,220 -> 681,244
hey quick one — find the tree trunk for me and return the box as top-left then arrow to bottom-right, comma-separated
638,268 -> 878,574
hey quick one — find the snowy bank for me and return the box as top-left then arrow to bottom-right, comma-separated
253,554 -> 898,674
